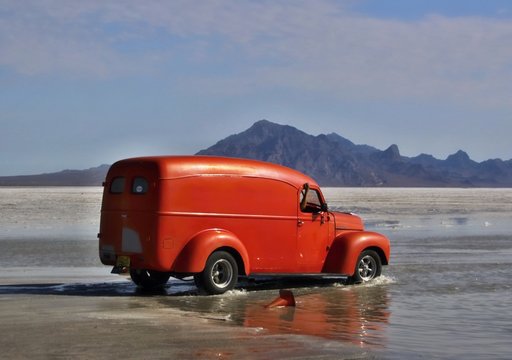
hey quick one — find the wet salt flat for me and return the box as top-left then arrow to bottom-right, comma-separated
1,187 -> 512,359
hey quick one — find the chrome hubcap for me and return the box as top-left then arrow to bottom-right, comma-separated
210,259 -> 233,289
358,255 -> 377,281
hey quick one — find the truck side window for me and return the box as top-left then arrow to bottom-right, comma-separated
300,188 -> 323,213
110,177 -> 125,194
132,177 -> 149,194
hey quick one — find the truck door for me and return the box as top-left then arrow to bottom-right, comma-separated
297,185 -> 330,272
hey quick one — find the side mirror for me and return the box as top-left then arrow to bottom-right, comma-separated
321,203 -> 328,212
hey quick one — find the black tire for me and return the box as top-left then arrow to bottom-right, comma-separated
194,251 -> 238,295
347,250 -> 382,284
130,269 -> 171,289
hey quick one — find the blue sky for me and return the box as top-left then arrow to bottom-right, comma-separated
1,0 -> 512,175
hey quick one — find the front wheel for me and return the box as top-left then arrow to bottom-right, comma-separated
130,269 -> 171,289
194,251 -> 238,295
347,250 -> 382,284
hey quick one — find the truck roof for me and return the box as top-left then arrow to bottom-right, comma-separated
112,156 -> 317,189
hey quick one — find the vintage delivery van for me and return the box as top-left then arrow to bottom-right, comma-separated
99,156 -> 390,294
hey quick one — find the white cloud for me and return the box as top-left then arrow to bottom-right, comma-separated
1,0 -> 512,107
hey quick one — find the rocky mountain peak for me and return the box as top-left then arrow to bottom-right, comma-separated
445,150 -> 476,168
383,144 -> 401,161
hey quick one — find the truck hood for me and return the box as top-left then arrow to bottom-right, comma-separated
331,211 -> 364,231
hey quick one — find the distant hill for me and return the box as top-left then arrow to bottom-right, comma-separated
0,165 -> 109,186
197,120 -> 512,187
2,120 -> 511,187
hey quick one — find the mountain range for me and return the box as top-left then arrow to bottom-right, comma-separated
0,165 -> 110,186
197,120 -> 512,187
1,120 -> 511,187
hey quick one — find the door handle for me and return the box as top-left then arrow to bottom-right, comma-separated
298,220 -> 304,227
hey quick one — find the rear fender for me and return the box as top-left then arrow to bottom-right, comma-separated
322,231 -> 390,275
172,229 -> 250,275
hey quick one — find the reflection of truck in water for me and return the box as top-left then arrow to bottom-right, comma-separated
98,156 -> 390,295
244,285 -> 391,346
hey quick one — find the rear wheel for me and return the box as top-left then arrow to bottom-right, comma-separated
130,269 -> 171,289
348,250 -> 382,284
194,251 -> 238,295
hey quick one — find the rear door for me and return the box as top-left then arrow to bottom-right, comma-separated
99,162 -> 159,266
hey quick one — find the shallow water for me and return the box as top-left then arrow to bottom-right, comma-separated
1,187 -> 511,359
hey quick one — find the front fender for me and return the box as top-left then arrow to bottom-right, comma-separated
172,229 -> 250,275
322,231 -> 390,275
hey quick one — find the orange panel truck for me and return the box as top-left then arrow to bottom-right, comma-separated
98,156 -> 390,294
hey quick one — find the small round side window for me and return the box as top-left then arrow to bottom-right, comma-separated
132,177 -> 148,194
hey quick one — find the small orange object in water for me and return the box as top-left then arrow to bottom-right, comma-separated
265,289 -> 296,308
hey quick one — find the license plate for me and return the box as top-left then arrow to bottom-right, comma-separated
116,255 -> 131,268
